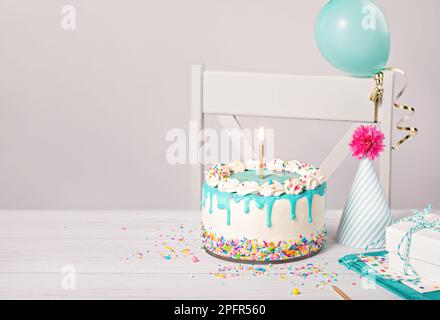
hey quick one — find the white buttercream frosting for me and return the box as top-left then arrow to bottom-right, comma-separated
245,159 -> 259,170
259,181 -> 285,197
297,166 -> 316,177
236,181 -> 260,196
205,175 -> 220,187
284,178 -> 306,195
205,159 -> 326,195
301,168 -> 326,187
205,163 -> 231,187
218,178 -> 240,193
304,176 -> 320,190
266,159 -> 285,172
285,160 -> 305,173
313,169 -> 327,184
227,160 -> 246,173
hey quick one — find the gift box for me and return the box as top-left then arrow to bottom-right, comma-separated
388,253 -> 440,283
386,212 -> 440,282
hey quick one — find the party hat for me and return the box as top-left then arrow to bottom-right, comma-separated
335,158 -> 392,248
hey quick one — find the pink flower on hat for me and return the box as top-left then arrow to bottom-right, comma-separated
349,125 -> 385,160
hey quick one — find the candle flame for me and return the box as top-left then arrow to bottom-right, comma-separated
258,126 -> 265,143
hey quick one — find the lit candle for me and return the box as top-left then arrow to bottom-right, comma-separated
258,126 -> 265,179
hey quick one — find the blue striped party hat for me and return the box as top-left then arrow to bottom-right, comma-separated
335,158 -> 392,248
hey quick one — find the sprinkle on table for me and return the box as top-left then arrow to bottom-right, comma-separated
137,224 -> 343,296
291,288 -> 301,295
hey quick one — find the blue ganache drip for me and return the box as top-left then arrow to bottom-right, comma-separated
201,182 -> 326,227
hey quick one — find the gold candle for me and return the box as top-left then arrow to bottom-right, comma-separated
258,126 -> 265,179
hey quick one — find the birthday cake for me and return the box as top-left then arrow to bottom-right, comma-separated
201,159 -> 327,263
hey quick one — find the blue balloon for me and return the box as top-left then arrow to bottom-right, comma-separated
315,0 -> 391,77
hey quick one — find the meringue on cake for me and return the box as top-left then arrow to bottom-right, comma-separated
201,159 -> 327,263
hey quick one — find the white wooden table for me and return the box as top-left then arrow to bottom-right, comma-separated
0,210 -> 408,300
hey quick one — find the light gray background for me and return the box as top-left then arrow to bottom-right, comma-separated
0,0 -> 438,210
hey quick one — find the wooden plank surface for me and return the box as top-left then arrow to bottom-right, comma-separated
0,210 -> 409,300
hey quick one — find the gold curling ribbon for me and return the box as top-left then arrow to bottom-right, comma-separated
370,67 -> 418,150
369,72 -> 383,123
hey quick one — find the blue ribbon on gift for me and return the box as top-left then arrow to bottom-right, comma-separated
395,204 -> 440,282
362,204 -> 440,283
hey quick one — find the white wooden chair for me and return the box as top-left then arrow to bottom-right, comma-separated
191,64 -> 395,208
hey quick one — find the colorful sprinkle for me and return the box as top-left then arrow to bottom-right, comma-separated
201,224 -> 326,262
291,288 -> 301,295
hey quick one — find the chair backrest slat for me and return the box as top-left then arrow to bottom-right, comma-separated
203,70 -> 377,123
